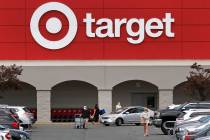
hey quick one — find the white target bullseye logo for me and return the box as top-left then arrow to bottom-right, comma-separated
30,2 -> 78,50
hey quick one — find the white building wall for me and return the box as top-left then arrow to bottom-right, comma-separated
19,66 -> 193,90
2,60 -> 208,122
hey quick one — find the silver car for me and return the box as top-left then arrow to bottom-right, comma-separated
196,136 -> 210,140
101,106 -> 154,126
176,116 -> 210,140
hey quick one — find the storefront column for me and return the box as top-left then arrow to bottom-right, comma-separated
37,90 -> 51,123
159,89 -> 173,109
98,90 -> 112,114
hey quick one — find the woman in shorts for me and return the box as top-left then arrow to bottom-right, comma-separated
141,108 -> 150,136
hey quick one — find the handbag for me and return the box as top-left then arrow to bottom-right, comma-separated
99,109 -> 106,115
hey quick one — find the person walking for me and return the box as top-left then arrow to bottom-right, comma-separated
91,104 -> 100,124
81,106 -> 90,129
141,108 -> 150,136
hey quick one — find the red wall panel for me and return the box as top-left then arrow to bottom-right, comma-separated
183,26 -> 210,42
0,10 -> 25,25
183,0 -> 210,8
0,0 -> 209,60
0,1 -> 26,9
103,0 -> 182,8
26,0 -> 103,9
183,42 -> 210,59
0,43 -> 26,59
0,27 -> 25,42
103,9 -> 182,25
104,42 -> 182,59
26,42 -> 103,60
183,10 -> 210,25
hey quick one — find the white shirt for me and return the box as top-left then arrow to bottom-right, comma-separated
116,104 -> 122,110
141,111 -> 150,120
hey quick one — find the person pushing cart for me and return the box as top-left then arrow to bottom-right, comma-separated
81,106 -> 91,129
75,106 -> 91,129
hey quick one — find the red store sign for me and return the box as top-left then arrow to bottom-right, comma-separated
0,0 -> 210,60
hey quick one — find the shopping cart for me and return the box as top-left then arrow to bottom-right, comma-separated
74,114 -> 84,129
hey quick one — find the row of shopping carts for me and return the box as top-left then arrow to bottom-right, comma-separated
51,108 -> 94,122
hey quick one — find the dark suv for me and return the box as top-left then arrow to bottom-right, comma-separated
153,102 -> 210,135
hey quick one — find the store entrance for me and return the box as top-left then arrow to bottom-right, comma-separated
131,93 -> 157,110
112,80 -> 159,111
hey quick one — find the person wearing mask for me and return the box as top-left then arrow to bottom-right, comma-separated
81,106 -> 90,129
91,104 -> 100,124
141,108 -> 150,136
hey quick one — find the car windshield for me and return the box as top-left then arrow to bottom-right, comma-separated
113,108 -> 128,114
174,103 -> 187,110
199,116 -> 210,123
0,115 -> 15,122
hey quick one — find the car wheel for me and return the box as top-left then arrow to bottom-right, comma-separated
116,118 -> 123,126
104,124 -> 110,126
135,123 -> 140,126
161,120 -> 169,135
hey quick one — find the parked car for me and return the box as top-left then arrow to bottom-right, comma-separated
177,124 -> 210,140
0,114 -> 19,129
153,102 -> 210,135
0,107 -> 19,121
175,115 -> 207,130
0,108 -> 18,120
101,106 -> 154,126
195,136 -> 210,140
0,125 -> 11,140
0,125 -> 30,140
175,116 -> 210,134
175,109 -> 210,126
7,106 -> 35,128
176,116 -> 210,140
10,129 -> 31,140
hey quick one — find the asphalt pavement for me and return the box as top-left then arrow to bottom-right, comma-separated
31,124 -> 174,140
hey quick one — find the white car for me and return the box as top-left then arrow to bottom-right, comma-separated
196,136 -> 210,140
0,127 -> 11,140
101,106 -> 154,126
175,109 -> 210,126
6,106 -> 34,127
175,116 -> 210,140
0,131 -> 11,140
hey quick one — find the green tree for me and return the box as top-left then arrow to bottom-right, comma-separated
186,63 -> 210,101
0,64 -> 23,91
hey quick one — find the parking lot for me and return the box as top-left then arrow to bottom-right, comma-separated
31,124 -> 173,140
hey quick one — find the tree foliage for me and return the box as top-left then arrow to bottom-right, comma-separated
186,63 -> 210,101
0,64 -> 23,91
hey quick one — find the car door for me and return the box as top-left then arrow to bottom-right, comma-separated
133,107 -> 144,123
123,108 -> 138,124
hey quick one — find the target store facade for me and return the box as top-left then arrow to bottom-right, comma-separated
0,0 -> 210,122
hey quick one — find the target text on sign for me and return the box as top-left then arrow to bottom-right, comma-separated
30,2 -> 175,50
83,13 -> 175,44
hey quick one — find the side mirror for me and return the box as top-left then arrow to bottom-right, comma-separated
125,112 -> 129,115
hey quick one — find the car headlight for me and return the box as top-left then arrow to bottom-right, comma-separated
110,116 -> 117,119
175,127 -> 186,133
103,116 -> 117,120
178,128 -> 185,132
